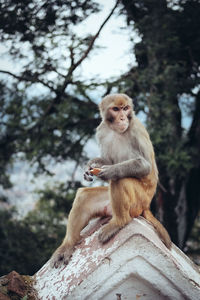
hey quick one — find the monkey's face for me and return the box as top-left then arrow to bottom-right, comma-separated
106,104 -> 132,133
99,94 -> 134,134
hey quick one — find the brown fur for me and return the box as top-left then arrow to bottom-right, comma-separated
105,156 -> 171,248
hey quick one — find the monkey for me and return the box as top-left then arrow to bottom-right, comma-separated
50,93 -> 171,268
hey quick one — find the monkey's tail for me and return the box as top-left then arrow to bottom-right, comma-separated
142,209 -> 172,249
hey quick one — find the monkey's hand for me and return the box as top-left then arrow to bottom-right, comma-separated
84,169 -> 94,182
97,165 -> 117,181
84,158 -> 109,182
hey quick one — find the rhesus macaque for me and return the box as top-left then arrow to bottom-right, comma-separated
51,93 -> 171,268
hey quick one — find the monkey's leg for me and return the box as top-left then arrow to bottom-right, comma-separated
98,178 -> 143,244
51,186 -> 109,267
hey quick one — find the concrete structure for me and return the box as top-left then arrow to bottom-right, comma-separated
34,217 -> 200,299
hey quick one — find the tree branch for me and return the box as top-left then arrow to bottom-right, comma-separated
31,0 -> 120,129
65,0 -> 120,84
0,69 -> 56,92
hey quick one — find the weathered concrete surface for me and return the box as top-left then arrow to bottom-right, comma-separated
34,217 -> 200,300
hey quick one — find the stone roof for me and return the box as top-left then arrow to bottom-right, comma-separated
34,216 -> 200,300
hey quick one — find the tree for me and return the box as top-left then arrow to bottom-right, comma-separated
0,0 -> 121,275
0,180 -> 83,276
119,0 -> 200,248
0,0 -> 119,188
0,204 -> 64,276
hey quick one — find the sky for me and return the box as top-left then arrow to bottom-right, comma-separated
74,0 -> 135,79
0,0 -> 135,80
0,0 -> 136,215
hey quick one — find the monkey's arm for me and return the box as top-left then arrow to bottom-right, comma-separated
97,156 -> 151,181
87,157 -> 110,169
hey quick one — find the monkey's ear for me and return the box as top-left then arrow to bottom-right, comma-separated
99,101 -> 103,112
99,99 -> 110,119
99,101 -> 104,119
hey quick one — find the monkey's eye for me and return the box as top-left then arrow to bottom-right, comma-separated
112,107 -> 119,111
124,106 -> 129,111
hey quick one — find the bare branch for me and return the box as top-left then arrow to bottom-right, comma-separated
0,69 -> 56,92
33,0 -> 120,127
63,0 -> 120,90
69,46 -> 75,69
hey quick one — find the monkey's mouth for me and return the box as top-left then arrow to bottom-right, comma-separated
116,122 -> 129,133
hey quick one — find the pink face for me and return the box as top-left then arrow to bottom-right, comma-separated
108,105 -> 132,133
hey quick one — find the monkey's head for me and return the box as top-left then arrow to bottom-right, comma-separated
99,93 -> 134,133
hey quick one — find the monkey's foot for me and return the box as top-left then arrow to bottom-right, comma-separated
50,245 -> 74,268
98,223 -> 121,244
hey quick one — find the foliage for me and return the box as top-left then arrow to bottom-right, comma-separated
0,0 -> 99,40
0,181 -> 80,276
0,0 -> 122,276
119,0 -> 200,247
0,208 -> 49,275
0,0 -> 122,187
186,213 -> 200,265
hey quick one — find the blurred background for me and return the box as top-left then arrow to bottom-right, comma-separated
0,0 -> 199,276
